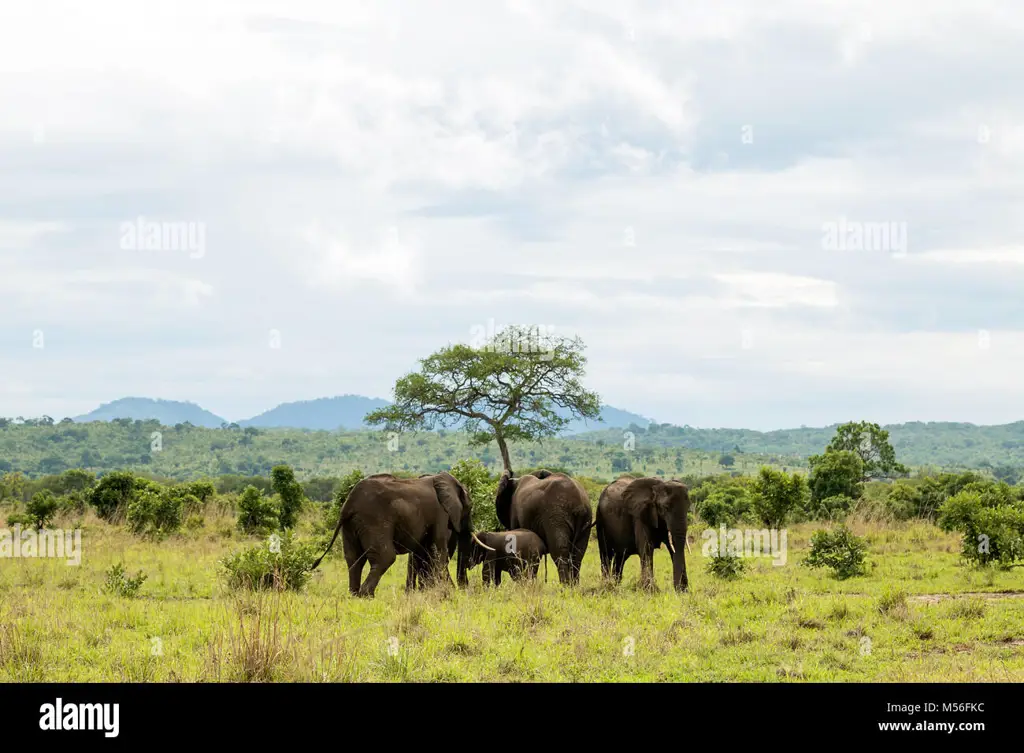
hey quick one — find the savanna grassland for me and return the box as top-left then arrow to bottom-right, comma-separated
3,509 -> 1024,682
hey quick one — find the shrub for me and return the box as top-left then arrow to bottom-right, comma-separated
448,459 -> 500,531
25,490 -> 59,529
752,467 -> 808,528
103,562 -> 147,598
5,511 -> 33,527
237,486 -> 279,535
125,488 -> 184,537
89,471 -> 141,521
938,490 -> 1024,567
807,494 -> 856,522
184,513 -> 206,531
804,526 -> 868,579
807,450 -> 863,510
271,465 -> 305,530
706,552 -> 746,580
884,481 -> 923,520
699,486 -> 750,527
59,490 -> 88,516
220,531 -> 320,591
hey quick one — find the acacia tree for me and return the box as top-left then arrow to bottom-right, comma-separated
826,421 -> 907,479
365,326 -> 601,473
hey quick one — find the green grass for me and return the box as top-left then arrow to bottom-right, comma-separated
3,513 -> 1024,682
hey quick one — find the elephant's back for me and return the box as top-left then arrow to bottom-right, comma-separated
597,478 -> 631,515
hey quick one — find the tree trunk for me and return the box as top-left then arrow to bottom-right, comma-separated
496,433 -> 512,474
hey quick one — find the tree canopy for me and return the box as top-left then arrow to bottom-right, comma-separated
365,325 -> 601,472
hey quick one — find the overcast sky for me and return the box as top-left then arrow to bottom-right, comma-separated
1,0 -> 1022,430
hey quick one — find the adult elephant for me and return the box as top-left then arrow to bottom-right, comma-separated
595,476 -> 691,592
312,472 -> 490,597
495,469 -> 592,586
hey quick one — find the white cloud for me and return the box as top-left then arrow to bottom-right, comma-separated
1,0 -> 1023,428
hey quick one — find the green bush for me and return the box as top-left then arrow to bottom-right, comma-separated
698,486 -> 750,527
938,490 -> 1024,567
807,450 -> 864,507
271,465 -> 306,530
804,526 -> 868,579
102,562 -> 147,598
884,481 -> 923,520
752,467 -> 808,528
5,511 -> 33,527
237,485 -> 279,535
220,531 -> 320,591
706,552 -> 746,580
59,490 -> 88,516
89,471 -> 141,521
805,494 -> 855,522
448,459 -> 499,531
125,487 -> 184,537
26,490 -> 59,528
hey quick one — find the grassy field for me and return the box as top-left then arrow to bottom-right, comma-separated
2,512 -> 1024,682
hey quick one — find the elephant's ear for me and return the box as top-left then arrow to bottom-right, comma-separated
432,473 -> 468,533
623,478 -> 663,525
495,470 -> 516,530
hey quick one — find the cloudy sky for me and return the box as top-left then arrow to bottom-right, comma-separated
1,0 -> 1022,430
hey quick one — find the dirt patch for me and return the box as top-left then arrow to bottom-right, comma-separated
908,591 -> 1024,605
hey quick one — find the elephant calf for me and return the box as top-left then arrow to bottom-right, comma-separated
469,530 -> 547,586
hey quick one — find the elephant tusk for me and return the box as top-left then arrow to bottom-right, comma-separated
685,538 -> 692,554
472,532 -> 496,552
666,532 -> 676,556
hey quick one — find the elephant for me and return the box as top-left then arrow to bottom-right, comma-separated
468,529 -> 547,586
595,476 -> 691,591
312,472 -> 486,597
495,469 -> 593,586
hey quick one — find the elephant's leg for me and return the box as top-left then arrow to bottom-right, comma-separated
612,552 -> 626,583
482,560 -> 493,586
346,551 -> 365,595
493,563 -> 502,587
570,527 -> 591,586
405,555 -> 416,592
636,528 -> 656,590
358,544 -> 396,598
547,529 -> 574,585
342,527 -> 366,595
429,529 -> 453,588
597,527 -> 611,580
528,560 -> 540,579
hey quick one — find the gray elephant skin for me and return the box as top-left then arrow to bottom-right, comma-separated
495,469 -> 592,586
469,529 -> 547,586
312,472 -> 475,597
595,476 -> 691,591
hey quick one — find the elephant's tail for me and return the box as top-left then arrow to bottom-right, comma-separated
311,514 -> 343,571
311,498 -> 351,571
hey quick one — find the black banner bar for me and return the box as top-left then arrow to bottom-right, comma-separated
0,682 -> 1009,746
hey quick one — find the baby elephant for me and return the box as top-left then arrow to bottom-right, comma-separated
469,530 -> 547,586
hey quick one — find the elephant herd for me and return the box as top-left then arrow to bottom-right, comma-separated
312,469 -> 693,597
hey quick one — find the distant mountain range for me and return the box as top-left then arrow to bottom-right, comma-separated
73,398 -> 227,428
71,396 -> 654,435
